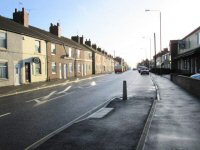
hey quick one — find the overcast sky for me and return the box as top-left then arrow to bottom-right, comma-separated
1,0 -> 200,67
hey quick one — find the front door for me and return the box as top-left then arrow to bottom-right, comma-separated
14,63 -> 20,85
25,63 -> 31,83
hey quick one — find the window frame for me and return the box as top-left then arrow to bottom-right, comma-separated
0,62 -> 8,79
0,32 -> 7,49
51,43 -> 56,55
35,60 -> 42,75
35,40 -> 41,53
68,48 -> 72,58
77,50 -> 80,58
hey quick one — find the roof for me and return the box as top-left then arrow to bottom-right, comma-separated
0,15 -> 50,41
0,15 -> 82,49
182,26 -> 200,40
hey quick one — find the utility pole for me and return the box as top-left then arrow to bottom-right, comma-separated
154,33 -> 156,68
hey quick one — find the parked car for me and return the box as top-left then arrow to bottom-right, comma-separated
115,65 -> 124,73
140,68 -> 149,75
190,73 -> 200,80
138,66 -> 147,73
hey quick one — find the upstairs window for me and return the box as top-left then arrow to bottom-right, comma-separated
77,50 -> 80,58
35,40 -> 41,53
68,48 -> 72,57
0,62 -> 8,79
0,32 -> 7,49
51,44 -> 56,55
198,32 -> 200,45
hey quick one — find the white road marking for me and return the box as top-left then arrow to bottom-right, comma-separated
34,92 -> 74,107
26,91 -> 57,103
57,86 -> 72,94
0,112 -> 11,118
41,91 -> 57,100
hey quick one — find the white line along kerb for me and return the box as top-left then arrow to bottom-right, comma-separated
0,112 -> 11,118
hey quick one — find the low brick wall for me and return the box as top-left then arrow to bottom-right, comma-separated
171,74 -> 200,98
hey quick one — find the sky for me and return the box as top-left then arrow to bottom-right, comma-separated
1,0 -> 200,67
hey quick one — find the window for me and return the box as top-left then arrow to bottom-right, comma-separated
0,32 -> 7,48
77,50 -> 80,58
35,40 -> 41,53
77,63 -> 81,72
69,63 -> 73,73
51,62 -> 56,74
198,32 -> 200,45
35,61 -> 41,74
69,48 -> 72,57
51,44 -> 56,54
89,52 -> 92,59
0,62 -> 8,79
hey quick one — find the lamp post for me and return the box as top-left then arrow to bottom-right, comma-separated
145,9 -> 162,53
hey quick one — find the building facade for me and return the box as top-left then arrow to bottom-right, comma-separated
171,26 -> 200,75
0,7 -> 125,87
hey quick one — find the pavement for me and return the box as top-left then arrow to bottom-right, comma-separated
0,74 -> 106,98
36,97 -> 155,150
144,74 -> 200,150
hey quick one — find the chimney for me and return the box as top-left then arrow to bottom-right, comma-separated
71,35 -> 80,43
13,7 -> 29,27
97,47 -> 101,52
85,39 -> 91,47
92,44 -> 97,50
80,35 -> 84,45
49,23 -> 61,37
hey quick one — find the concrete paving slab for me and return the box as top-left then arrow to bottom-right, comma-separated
88,108 -> 114,119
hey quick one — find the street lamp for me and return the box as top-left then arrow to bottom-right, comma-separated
145,9 -> 162,53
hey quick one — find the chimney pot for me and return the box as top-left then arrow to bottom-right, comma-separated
13,7 -> 29,27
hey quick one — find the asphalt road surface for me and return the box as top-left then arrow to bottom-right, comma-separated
0,70 -> 154,150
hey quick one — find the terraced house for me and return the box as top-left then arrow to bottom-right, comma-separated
0,8 -> 47,87
71,36 -> 115,75
0,7 -> 120,87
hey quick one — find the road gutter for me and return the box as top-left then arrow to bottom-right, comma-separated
25,96 -> 117,150
136,73 -> 160,150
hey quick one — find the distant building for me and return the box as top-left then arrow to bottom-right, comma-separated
171,26 -> 200,75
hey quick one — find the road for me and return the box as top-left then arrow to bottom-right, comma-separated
0,70 -> 154,150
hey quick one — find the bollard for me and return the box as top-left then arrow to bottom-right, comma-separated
123,80 -> 127,100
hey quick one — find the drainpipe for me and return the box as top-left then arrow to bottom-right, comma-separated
46,41 -> 49,81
